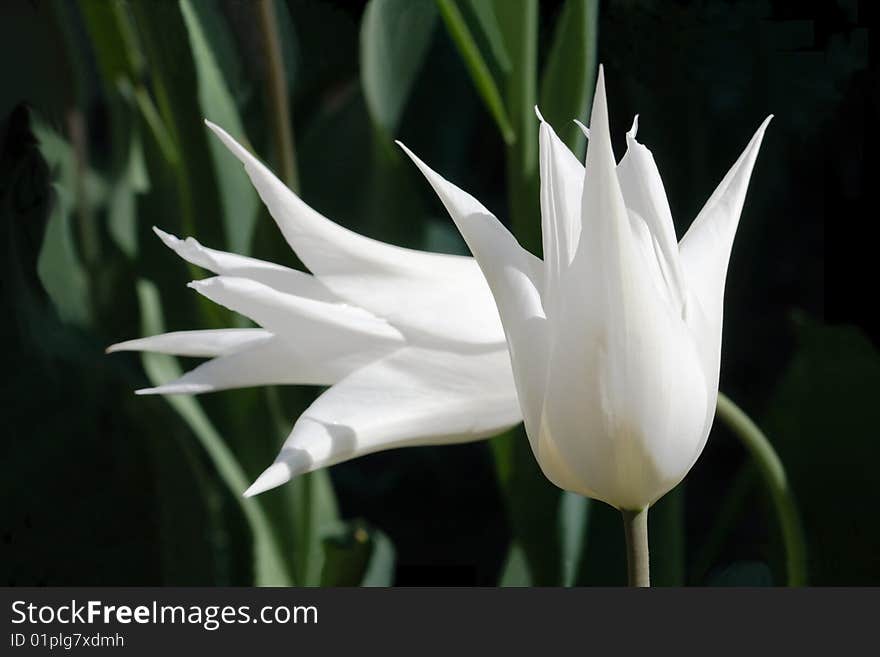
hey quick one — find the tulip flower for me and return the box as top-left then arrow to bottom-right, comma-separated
108,121 -> 521,497
399,67 -> 770,585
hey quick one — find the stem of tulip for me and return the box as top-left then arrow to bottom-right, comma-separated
715,393 -> 807,586
621,507 -> 650,587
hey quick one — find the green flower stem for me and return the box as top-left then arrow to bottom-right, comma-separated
621,507 -> 650,587
256,0 -> 299,191
716,392 -> 807,586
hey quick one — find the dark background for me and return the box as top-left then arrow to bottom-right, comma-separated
1,0 -> 876,586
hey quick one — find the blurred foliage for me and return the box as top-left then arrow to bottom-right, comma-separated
0,0 -> 874,586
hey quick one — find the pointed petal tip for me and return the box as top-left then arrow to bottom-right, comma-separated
204,118 -> 224,136
573,119 -> 590,138
534,105 -> 545,123
152,225 -> 180,249
396,141 -> 429,173
135,383 -> 214,396
587,63 -> 610,140
243,462 -> 292,497
627,114 -> 639,139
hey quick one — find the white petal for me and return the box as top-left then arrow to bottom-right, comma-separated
244,346 -> 521,496
134,330 -> 386,394
136,336 -> 294,394
539,67 -> 709,509
187,276 -> 404,347
107,328 -> 271,357
679,116 -> 773,340
615,117 -> 687,315
678,116 -> 772,436
397,141 -> 549,445
205,120 -> 503,347
536,110 -> 584,301
152,227 -> 336,301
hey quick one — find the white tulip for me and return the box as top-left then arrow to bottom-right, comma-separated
108,121 -> 521,497
399,67 -> 771,511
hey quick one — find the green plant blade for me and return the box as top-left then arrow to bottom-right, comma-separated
135,279 -> 293,586
539,0 -> 599,159
560,491 -> 590,586
436,0 -> 515,144
361,0 -> 438,138
717,392 -> 807,587
180,0 -> 259,255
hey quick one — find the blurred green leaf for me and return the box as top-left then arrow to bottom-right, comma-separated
107,127 -> 149,258
492,428 -> 562,585
180,0 -> 259,255
436,0 -> 515,143
321,522 -> 396,586
320,523 -> 372,586
492,0 -> 539,242
78,0 -> 144,82
30,119 -> 108,327
649,486 -> 685,586
560,491 -> 590,586
539,0 -> 598,159
35,184 -> 90,327
465,0 -> 510,73
128,0 -> 225,248
764,316 -> 880,584
361,526 -> 396,586
361,0 -> 438,138
135,279 -> 293,585
575,502 -> 627,585
294,467 -> 343,586
499,543 -> 531,586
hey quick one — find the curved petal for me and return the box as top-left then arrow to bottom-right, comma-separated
187,276 -> 404,347
679,116 -> 773,346
106,328 -> 271,357
243,346 -> 521,496
615,116 -> 687,315
678,115 -> 772,443
205,120 -> 503,347
135,336 -> 298,394
153,227 -> 336,301
536,107 -> 584,295
397,141 -> 549,446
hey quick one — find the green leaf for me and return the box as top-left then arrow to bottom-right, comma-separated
492,427 -> 562,585
763,315 -> 880,585
559,491 -> 590,586
30,119 -> 108,327
361,0 -> 438,137
320,522 -> 397,587
436,0 -> 515,144
107,127 -> 150,258
649,486 -> 685,586
135,279 -> 293,585
180,0 -> 259,254
296,467 -> 343,586
465,0 -> 510,72
128,0 -> 226,248
539,0 -> 599,159
361,527 -> 396,586
35,185 -> 90,327
492,0 -> 539,244
499,543 -> 531,586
